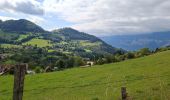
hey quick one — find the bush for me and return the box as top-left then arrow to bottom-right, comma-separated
35,67 -> 41,73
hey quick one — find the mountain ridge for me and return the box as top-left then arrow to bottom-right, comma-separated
101,31 -> 170,51
0,19 -> 45,33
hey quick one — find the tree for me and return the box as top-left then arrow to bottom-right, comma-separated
35,67 -> 41,73
73,56 -> 85,67
115,55 -> 125,62
138,48 -> 151,56
125,52 -> 135,59
97,58 -> 106,65
56,59 -> 65,69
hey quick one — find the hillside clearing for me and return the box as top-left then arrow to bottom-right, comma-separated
0,44 -> 21,48
17,34 -> 29,41
1,51 -> 170,100
23,38 -> 52,47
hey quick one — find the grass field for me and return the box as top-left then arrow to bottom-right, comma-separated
1,51 -> 170,100
79,40 -> 102,47
23,38 -> 52,47
17,34 -> 29,41
0,44 -> 20,48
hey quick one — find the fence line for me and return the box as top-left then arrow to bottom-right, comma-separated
1,73 -> 170,96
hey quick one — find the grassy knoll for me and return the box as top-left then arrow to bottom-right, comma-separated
23,38 -> 52,47
1,51 -> 170,100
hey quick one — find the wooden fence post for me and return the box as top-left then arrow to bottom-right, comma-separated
13,64 -> 26,100
121,87 -> 127,100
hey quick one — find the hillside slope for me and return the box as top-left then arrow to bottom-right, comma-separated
0,19 -> 121,58
1,50 -> 170,100
49,28 -> 120,55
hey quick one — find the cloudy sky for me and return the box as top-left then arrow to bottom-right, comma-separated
0,0 -> 170,36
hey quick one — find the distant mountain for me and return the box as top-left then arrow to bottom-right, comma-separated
101,32 -> 170,51
0,19 -> 45,33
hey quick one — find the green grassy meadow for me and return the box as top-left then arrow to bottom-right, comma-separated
17,34 -> 29,41
23,38 -> 52,47
1,44 -> 21,48
79,40 -> 102,47
1,51 -> 170,100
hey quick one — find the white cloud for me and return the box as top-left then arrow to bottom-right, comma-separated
0,15 -> 45,27
0,0 -> 44,15
26,15 -> 45,24
0,0 -> 45,28
43,0 -> 170,36
0,16 -> 17,21
1,0 -> 170,36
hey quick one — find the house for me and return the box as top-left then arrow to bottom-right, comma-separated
86,61 -> 94,66
27,70 -> 35,74
80,61 -> 95,68
83,58 -> 95,66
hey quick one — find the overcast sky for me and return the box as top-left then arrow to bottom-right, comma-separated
0,0 -> 170,36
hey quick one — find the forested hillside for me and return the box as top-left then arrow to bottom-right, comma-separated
0,19 -> 45,33
0,19 -> 123,71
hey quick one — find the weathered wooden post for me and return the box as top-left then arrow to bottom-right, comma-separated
121,87 -> 127,100
13,64 -> 27,100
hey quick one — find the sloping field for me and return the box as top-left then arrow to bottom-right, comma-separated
1,51 -> 170,100
1,44 -> 21,48
23,38 -> 52,47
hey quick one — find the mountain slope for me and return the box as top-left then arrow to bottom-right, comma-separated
0,19 -> 45,33
101,32 -> 170,51
1,50 -> 170,100
54,28 -> 103,42
50,28 -> 120,54
0,19 -> 122,58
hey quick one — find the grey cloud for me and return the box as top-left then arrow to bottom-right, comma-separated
67,0 -> 170,36
15,1 -> 44,15
0,0 -> 44,15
